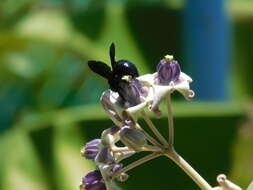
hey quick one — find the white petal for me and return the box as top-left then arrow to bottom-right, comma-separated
174,72 -> 195,100
150,85 -> 173,111
125,85 -> 154,115
137,73 -> 156,85
179,72 -> 193,83
100,90 -> 124,126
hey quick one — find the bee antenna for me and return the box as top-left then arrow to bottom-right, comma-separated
110,42 -> 116,68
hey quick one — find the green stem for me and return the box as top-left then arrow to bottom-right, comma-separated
164,149 -> 212,190
113,152 -> 161,179
166,95 -> 174,146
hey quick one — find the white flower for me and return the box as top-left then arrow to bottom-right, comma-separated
138,71 -> 194,113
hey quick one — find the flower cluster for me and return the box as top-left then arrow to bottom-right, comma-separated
101,54 -> 194,121
80,44 -> 194,190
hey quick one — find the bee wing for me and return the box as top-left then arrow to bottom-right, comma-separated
109,42 -> 116,69
88,61 -> 112,79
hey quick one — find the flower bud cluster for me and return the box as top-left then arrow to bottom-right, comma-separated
80,122 -> 148,190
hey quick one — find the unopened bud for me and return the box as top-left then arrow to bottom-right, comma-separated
119,126 -> 147,151
81,139 -> 101,160
96,147 -> 115,164
82,170 -> 106,190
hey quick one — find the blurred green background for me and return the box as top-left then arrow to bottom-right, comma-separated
0,0 -> 253,190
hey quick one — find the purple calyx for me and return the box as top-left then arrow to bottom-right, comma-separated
157,58 -> 181,85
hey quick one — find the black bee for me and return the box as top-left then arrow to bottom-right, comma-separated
88,43 -> 139,102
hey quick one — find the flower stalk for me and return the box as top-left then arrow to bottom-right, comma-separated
164,148 -> 213,190
166,94 -> 174,146
141,111 -> 169,147
112,152 -> 161,179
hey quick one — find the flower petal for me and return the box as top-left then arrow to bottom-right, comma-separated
173,72 -> 195,100
149,84 -> 173,113
100,90 -> 124,126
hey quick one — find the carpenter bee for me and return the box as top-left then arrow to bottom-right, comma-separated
88,43 -> 139,101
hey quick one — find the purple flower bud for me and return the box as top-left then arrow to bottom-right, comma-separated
119,126 -> 147,151
157,58 -> 181,85
96,147 -> 115,164
82,170 -> 106,190
81,139 -> 101,160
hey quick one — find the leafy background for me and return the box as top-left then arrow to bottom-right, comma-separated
0,0 -> 253,190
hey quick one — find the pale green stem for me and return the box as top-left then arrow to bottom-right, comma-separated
141,111 -> 169,147
166,95 -> 174,146
112,145 -> 162,153
164,149 -> 213,190
112,147 -> 130,152
142,144 -> 163,152
114,150 -> 135,162
112,152 -> 161,179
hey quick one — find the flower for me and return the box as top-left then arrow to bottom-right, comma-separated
81,139 -> 101,160
81,170 -> 106,190
137,55 -> 194,114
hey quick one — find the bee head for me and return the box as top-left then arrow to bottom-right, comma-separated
113,60 -> 139,80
